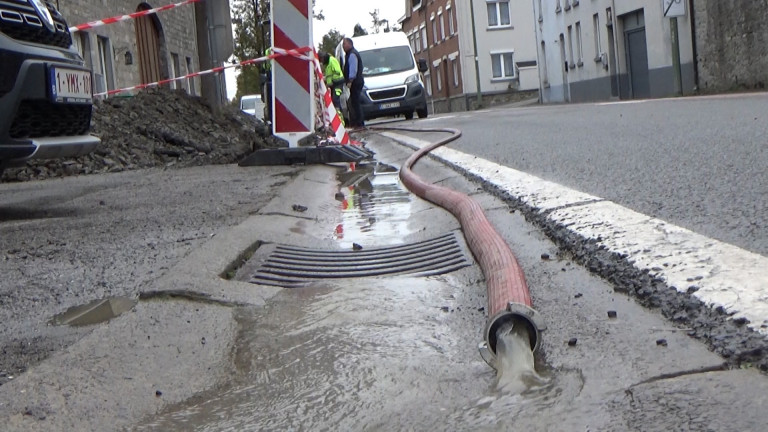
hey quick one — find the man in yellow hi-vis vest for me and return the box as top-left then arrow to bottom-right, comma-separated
319,52 -> 345,124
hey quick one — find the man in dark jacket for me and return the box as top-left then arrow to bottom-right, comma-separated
342,37 -> 365,129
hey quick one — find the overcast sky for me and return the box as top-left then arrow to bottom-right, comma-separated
226,1 -> 405,100
312,0 -> 405,42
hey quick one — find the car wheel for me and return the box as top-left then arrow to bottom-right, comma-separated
404,111 -> 414,120
417,108 -> 428,119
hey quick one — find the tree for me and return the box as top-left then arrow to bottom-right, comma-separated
369,9 -> 389,34
231,0 -> 271,101
353,23 -> 368,37
318,29 -> 343,56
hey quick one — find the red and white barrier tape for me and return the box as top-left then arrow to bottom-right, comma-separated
69,0 -> 202,33
94,46 -> 312,97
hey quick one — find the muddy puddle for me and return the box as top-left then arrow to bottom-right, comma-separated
331,162 -> 415,249
49,297 -> 137,327
135,276 -> 587,431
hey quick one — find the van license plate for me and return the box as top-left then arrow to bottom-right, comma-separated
380,102 -> 400,109
50,67 -> 93,103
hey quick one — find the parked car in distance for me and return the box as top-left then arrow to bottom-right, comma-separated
239,94 -> 265,119
0,0 -> 99,179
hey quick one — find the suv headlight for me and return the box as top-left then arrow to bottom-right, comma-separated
404,74 -> 420,85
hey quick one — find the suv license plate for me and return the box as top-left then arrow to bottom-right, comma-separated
380,102 -> 400,109
50,67 -> 93,103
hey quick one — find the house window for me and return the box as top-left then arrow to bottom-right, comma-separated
452,59 -> 459,87
415,31 -> 421,52
96,35 -> 114,94
575,21 -> 583,65
421,25 -> 428,49
73,32 -> 91,68
186,56 -> 196,96
435,63 -> 442,91
424,71 -> 432,96
431,14 -> 437,45
487,1 -> 511,28
567,25 -> 575,69
411,0 -> 422,10
438,8 -> 445,41
593,13 -> 602,59
171,52 -> 181,90
491,52 -> 515,79
447,3 -> 455,35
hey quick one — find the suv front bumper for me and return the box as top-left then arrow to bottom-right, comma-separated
0,33 -> 99,168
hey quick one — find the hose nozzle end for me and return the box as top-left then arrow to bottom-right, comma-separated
479,303 -> 545,369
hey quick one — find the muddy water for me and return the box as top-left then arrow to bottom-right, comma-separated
49,297 -> 137,327
136,276 -> 585,431
494,323 -> 548,394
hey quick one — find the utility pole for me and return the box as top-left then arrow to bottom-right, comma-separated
194,1 -> 217,109
469,0 -> 483,109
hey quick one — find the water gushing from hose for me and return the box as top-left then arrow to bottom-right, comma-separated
494,321 -> 547,394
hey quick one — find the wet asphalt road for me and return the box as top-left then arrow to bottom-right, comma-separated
412,93 -> 768,257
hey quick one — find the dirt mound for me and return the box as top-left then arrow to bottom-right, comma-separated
2,88 -> 278,182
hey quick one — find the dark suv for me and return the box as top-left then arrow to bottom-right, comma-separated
0,0 -> 99,178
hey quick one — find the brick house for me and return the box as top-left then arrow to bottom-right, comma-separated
400,0 -> 462,114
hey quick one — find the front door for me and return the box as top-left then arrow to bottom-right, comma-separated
623,10 -> 650,99
135,4 -> 162,85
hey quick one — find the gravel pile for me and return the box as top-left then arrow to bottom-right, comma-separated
1,88 -> 278,182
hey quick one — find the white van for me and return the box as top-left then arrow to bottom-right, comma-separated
336,32 -> 429,122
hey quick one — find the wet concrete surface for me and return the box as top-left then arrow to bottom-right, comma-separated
132,136 -> 768,430
2,131 -> 768,430
0,165 -> 292,386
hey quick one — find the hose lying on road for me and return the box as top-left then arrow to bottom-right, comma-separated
370,125 -> 545,369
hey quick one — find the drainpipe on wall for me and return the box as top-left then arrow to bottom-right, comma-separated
688,0 -> 700,91
610,0 -> 621,98
530,0 -> 544,102
420,7 -> 436,114
444,56 -> 451,112
469,0 -> 483,109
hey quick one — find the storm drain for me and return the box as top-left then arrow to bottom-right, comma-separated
247,232 -> 470,288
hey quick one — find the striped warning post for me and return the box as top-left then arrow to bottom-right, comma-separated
271,0 -> 314,147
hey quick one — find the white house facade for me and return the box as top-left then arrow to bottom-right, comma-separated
456,0 -> 540,100
534,0 -> 696,103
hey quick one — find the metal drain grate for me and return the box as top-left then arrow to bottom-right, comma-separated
248,232 -> 470,288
